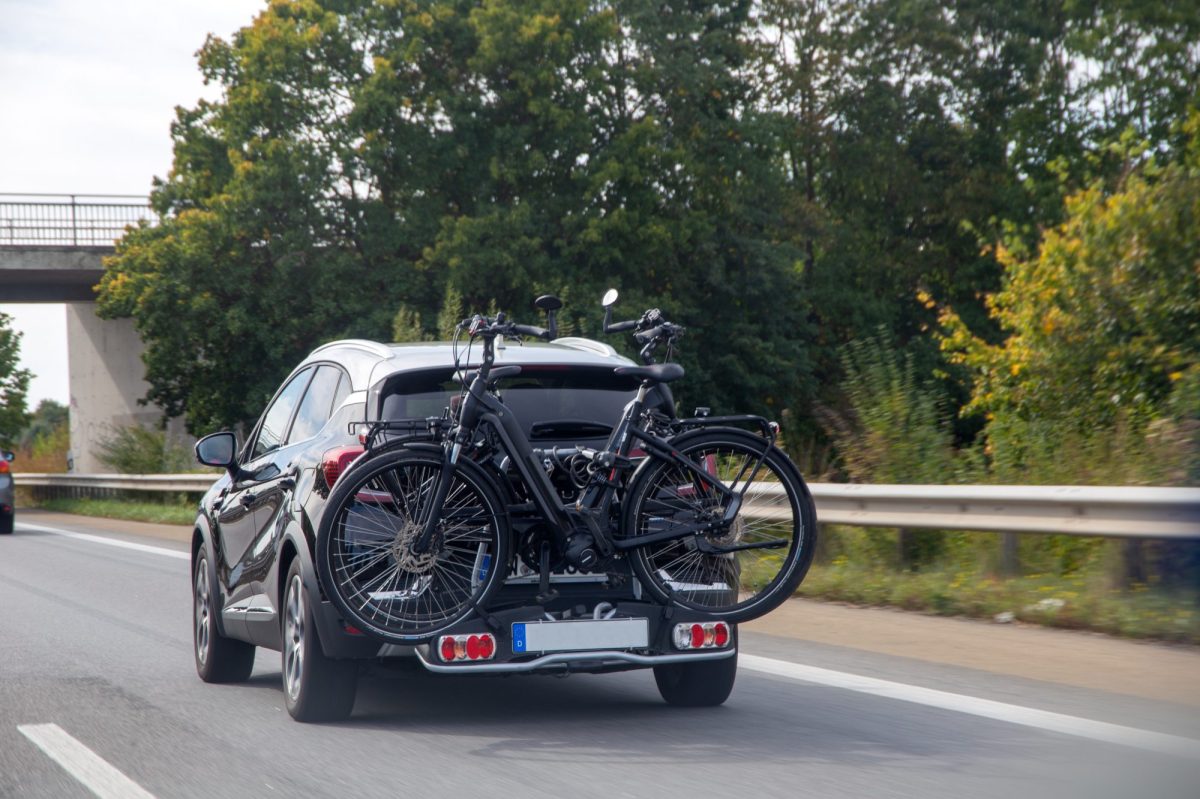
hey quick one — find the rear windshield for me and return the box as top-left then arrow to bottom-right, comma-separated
379,365 -> 639,439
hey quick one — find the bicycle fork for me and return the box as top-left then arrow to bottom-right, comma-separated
408,436 -> 465,556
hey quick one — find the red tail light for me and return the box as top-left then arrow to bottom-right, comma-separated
321,445 -> 364,487
673,622 -> 732,650
437,633 -> 497,662
0,460 -> 9,474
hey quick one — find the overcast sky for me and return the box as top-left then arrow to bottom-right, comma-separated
0,0 -> 263,407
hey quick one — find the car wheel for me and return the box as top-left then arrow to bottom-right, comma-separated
282,559 -> 358,722
653,631 -> 738,707
193,553 -> 255,683
0,511 -> 12,535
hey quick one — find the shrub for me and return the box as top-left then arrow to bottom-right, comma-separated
93,424 -> 193,474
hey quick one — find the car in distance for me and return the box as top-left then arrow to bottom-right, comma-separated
0,450 -> 13,534
190,332 -> 738,721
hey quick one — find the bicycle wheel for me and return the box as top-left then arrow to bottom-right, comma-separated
316,447 -> 509,643
624,428 -> 816,623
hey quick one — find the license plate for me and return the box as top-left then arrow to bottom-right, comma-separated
512,618 -> 648,654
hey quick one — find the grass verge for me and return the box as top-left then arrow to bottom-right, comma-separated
797,558 -> 1200,645
34,497 -> 196,526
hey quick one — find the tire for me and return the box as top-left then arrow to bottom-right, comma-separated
282,559 -> 358,722
654,630 -> 738,707
316,447 -> 510,644
0,512 -> 12,535
624,428 -> 817,624
193,553 -> 255,683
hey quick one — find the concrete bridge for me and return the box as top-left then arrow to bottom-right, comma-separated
0,193 -> 176,472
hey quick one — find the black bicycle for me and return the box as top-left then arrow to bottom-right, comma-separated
316,291 -> 817,643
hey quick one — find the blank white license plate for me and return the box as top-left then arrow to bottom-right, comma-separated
511,618 -> 648,654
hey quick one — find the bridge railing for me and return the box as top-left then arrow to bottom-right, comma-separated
15,474 -> 1200,539
0,193 -> 154,246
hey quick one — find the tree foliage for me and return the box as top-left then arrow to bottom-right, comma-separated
18,399 -> 68,451
0,312 -> 31,448
98,0 -> 1200,445
940,112 -> 1200,485
941,115 -> 1200,427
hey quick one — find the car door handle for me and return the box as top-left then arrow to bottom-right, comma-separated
278,465 -> 297,492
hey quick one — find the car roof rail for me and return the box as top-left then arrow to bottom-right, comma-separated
308,339 -> 394,360
551,337 -> 620,358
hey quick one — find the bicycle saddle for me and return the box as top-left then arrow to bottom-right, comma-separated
458,365 -> 522,385
614,363 -> 685,384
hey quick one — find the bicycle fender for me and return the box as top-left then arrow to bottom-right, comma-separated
625,424 -> 779,495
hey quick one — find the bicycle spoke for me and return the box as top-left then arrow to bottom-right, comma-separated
632,438 -> 808,618
321,453 -> 503,638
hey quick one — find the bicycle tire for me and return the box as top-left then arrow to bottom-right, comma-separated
316,447 -> 509,643
623,428 -> 816,623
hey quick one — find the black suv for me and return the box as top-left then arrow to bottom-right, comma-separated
192,335 -> 738,721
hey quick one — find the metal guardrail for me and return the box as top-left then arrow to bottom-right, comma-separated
761,483 -> 1200,539
0,193 -> 154,246
17,473 -> 214,493
16,473 -> 1200,539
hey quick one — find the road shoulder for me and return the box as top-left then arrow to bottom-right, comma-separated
745,597 -> 1200,707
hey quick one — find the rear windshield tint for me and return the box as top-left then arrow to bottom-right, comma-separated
379,365 -> 640,438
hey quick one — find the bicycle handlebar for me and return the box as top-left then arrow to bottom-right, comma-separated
461,314 -> 551,341
605,318 -> 638,333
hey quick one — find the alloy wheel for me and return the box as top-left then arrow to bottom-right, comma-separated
194,561 -> 211,666
284,574 -> 305,701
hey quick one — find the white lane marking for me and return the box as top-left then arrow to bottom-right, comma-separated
19,723 -> 156,799
17,522 -> 189,561
740,654 -> 1200,759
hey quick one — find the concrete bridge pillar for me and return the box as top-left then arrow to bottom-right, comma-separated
66,303 -> 166,473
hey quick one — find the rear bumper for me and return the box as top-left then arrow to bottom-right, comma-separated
313,594 -> 735,671
414,646 -> 734,675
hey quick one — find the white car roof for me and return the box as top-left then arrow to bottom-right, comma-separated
300,337 -> 634,394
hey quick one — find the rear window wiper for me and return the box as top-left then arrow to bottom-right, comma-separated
529,419 -> 613,438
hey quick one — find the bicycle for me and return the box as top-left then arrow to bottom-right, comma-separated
315,291 -> 817,643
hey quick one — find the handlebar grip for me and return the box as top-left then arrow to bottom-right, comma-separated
634,324 -> 666,343
511,323 -> 551,340
605,319 -> 638,333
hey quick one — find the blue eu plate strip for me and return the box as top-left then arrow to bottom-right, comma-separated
512,623 -> 527,653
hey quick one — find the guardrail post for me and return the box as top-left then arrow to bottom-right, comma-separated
999,532 -> 1020,576
1120,539 -> 1146,587
70,195 -> 77,246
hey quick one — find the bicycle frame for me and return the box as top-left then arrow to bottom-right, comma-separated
408,334 -> 763,561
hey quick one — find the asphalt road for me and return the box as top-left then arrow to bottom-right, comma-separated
2,515 -> 1198,799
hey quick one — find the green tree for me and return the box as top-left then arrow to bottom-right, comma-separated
100,0 -> 811,432
941,117 -> 1200,437
0,312 -> 31,448
18,399 -> 68,450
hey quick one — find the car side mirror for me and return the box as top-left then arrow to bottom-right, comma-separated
196,432 -> 238,472
1,451 -> 13,462
601,288 -> 618,308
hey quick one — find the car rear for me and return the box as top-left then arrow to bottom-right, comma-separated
361,351 -> 737,678
0,450 -> 14,534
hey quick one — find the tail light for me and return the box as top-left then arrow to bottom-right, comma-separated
321,445 -> 364,488
0,459 -> 9,473
672,622 -> 732,650
438,633 -> 497,662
